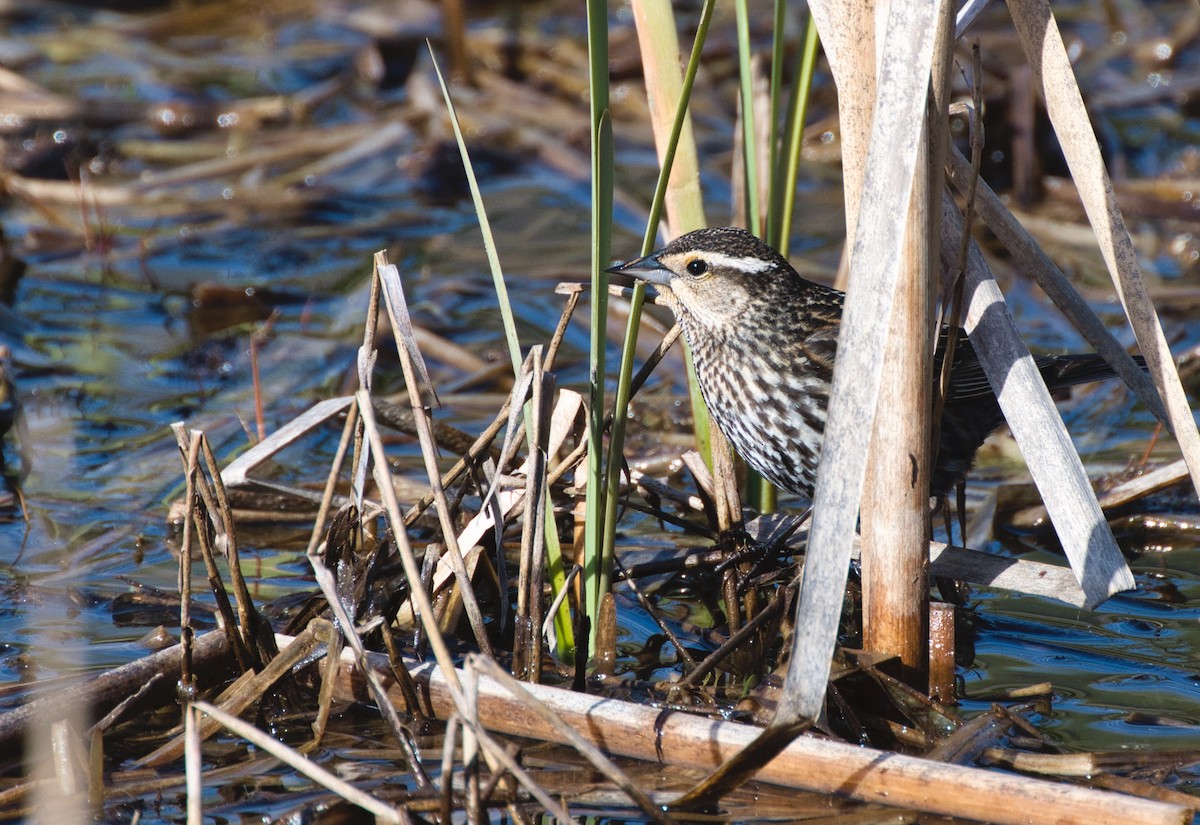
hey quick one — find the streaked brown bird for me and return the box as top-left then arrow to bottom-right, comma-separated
609,226 -> 1129,499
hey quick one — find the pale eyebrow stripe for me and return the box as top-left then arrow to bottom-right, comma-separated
699,251 -> 774,274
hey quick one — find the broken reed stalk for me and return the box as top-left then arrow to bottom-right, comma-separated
171,425 -> 256,673
194,699 -> 404,823
178,430 -> 200,693
348,275 -> 584,729
860,100 -> 934,687
304,634 -> 1191,825
196,428 -> 285,671
781,0 -> 942,729
137,623 -> 331,769
374,254 -> 493,657
1007,0 -> 1200,497
937,194 -> 1134,607
273,255 -> 476,733
0,631 -> 230,755
944,143 -> 1164,421
355,393 -> 466,709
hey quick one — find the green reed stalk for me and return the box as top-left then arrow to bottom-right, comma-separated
640,0 -> 717,246
736,0 -> 770,513
594,0 -> 717,639
734,0 -> 761,237
774,14 -> 820,257
643,0 -> 717,471
766,0 -> 788,249
584,0 -> 614,655
748,8 -> 821,514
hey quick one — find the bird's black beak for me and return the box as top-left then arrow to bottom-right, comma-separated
606,254 -> 672,286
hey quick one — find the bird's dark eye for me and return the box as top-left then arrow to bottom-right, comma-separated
686,259 -> 708,276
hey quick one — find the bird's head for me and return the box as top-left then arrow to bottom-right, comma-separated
607,227 -> 797,328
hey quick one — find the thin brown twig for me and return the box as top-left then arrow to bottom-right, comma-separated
199,432 -> 270,662
543,288 -> 580,372
178,431 -> 202,698
305,402 -> 361,557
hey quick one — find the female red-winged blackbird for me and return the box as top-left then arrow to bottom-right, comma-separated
610,226 -> 1129,499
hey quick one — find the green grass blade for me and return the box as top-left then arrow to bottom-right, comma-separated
427,44 -> 522,375
430,45 -> 576,659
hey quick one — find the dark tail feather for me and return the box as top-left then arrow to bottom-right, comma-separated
1035,354 -> 1146,392
932,353 -> 1144,497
